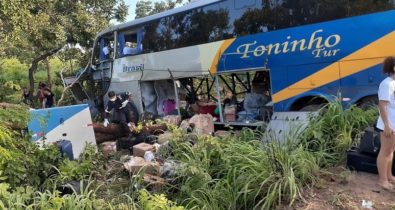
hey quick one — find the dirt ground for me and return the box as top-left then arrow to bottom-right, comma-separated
281,167 -> 395,210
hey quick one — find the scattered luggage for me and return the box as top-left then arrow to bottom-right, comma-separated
116,137 -> 134,150
143,174 -> 165,192
189,114 -> 214,135
162,99 -> 176,115
101,141 -> 117,156
347,147 -> 395,174
163,115 -> 181,126
224,105 -> 236,122
346,127 -> 383,174
123,156 -> 160,175
359,127 -> 380,156
133,143 -> 155,158
57,139 -> 74,160
347,148 -> 378,174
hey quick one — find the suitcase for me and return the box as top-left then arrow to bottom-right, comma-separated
117,137 -> 134,150
347,148 -> 395,174
359,127 -> 380,156
58,140 -> 74,160
347,149 -> 378,174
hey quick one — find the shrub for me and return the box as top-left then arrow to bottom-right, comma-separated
300,101 -> 377,166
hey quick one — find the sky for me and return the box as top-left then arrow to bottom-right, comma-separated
124,0 -> 163,21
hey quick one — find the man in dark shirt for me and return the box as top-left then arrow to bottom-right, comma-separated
43,88 -> 55,108
104,91 -> 138,134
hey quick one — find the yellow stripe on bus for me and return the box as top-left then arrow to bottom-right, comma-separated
210,38 -> 235,74
272,31 -> 395,103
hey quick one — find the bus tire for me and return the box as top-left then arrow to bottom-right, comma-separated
299,104 -> 322,111
359,96 -> 378,110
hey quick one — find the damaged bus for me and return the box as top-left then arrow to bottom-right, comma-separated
65,0 -> 395,128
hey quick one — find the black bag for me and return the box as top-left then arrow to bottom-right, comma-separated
359,127 -> 380,156
347,148 -> 395,174
57,140 -> 74,160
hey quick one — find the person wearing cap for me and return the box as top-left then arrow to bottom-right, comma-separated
103,91 -> 137,134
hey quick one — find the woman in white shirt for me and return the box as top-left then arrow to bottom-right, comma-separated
376,56 -> 395,191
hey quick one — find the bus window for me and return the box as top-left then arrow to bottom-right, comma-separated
96,35 -> 114,62
118,29 -> 143,57
100,38 -> 110,60
235,0 -> 255,9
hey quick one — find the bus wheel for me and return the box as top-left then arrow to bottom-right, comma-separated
299,104 -> 322,111
359,96 -> 378,110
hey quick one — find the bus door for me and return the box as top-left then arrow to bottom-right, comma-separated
92,34 -> 115,93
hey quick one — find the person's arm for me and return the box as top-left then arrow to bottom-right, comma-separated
42,98 -> 47,108
379,100 -> 393,137
104,101 -> 114,119
103,101 -> 114,127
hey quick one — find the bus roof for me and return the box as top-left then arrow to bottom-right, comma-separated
96,0 -> 222,38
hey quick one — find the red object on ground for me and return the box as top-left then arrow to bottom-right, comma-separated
199,104 -> 217,115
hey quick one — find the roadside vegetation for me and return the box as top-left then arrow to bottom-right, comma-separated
0,101 -> 378,209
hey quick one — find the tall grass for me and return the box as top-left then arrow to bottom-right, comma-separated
158,101 -> 377,210
300,101 -> 377,166
0,101 -> 377,209
161,132 -> 319,210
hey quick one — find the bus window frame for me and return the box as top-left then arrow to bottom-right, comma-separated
117,28 -> 144,58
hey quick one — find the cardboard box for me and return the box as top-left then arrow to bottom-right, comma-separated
124,156 -> 160,175
224,114 -> 236,122
189,114 -> 214,135
224,105 -> 236,122
163,115 -> 181,126
157,132 -> 173,145
143,174 -> 166,192
214,130 -> 230,138
133,143 -> 154,157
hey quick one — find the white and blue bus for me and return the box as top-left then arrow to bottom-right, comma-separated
67,0 -> 395,125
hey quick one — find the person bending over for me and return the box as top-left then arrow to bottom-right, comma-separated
103,91 -> 135,134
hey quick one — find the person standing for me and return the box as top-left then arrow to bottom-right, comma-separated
376,56 -> 395,191
42,88 -> 55,108
36,82 -> 46,108
21,87 -> 32,106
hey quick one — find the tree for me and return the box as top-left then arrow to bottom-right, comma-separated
135,0 -> 183,19
0,0 -> 128,94
135,0 -> 153,19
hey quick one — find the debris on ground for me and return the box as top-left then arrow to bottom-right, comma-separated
123,156 -> 160,175
189,114 -> 214,135
133,143 -> 155,158
95,113 -> 221,196
94,123 -> 168,144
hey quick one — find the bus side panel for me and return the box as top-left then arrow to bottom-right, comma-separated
216,10 -> 395,111
106,81 -> 143,113
276,64 -> 384,111
286,62 -> 340,90
339,63 -> 383,103
274,80 -> 341,111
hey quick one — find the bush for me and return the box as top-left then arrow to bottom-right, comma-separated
159,131 -> 319,210
300,101 -> 377,166
0,100 -> 378,209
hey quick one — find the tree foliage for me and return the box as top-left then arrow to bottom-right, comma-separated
135,0 -> 184,19
0,0 -> 128,93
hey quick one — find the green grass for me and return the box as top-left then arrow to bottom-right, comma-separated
0,100 -> 378,209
